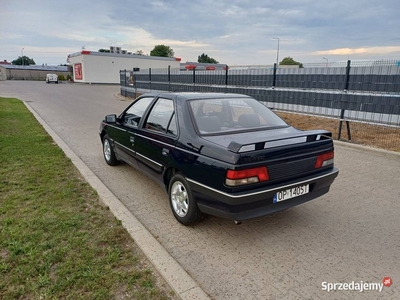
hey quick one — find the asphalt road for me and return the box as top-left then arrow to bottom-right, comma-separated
1,81 -> 399,300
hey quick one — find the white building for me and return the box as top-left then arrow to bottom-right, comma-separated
67,50 -> 181,84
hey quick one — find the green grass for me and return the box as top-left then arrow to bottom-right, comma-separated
0,98 -> 174,299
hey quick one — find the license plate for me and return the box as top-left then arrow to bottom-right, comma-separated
273,184 -> 309,203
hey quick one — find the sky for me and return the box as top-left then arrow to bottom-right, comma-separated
1,0 -> 399,66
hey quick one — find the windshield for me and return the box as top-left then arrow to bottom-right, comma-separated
189,97 -> 288,134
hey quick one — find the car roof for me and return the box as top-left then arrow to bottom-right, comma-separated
140,92 -> 253,102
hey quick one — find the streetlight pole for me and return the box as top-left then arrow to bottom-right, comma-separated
323,57 -> 328,67
21,48 -> 25,80
272,37 -> 280,67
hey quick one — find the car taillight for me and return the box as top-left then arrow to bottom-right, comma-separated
315,151 -> 334,168
225,167 -> 269,186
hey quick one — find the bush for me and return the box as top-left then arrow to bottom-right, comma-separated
58,74 -> 65,81
66,74 -> 72,81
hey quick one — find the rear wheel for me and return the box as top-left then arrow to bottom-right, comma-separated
102,134 -> 119,166
168,174 -> 203,225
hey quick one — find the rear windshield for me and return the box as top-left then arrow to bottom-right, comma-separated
189,98 -> 287,134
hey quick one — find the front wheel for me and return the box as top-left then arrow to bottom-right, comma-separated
168,174 -> 203,226
102,134 -> 119,166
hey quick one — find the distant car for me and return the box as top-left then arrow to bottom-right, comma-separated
46,74 -> 58,84
99,93 -> 339,225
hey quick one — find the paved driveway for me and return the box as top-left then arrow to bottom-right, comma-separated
1,81 -> 399,300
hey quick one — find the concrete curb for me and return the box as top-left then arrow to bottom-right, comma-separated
334,140 -> 400,158
23,101 -> 210,300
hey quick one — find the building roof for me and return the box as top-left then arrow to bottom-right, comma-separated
0,64 -> 70,71
68,50 -> 181,62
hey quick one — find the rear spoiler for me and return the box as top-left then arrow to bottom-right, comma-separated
227,130 -> 332,153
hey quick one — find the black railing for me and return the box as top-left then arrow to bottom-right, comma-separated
120,60 -> 400,147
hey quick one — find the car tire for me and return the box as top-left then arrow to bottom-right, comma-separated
102,134 -> 119,166
168,173 -> 203,226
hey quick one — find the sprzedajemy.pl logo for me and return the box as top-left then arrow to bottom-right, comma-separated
322,277 -> 392,293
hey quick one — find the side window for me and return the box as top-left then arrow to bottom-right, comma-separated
145,98 -> 177,136
167,113 -> 178,136
124,97 -> 154,127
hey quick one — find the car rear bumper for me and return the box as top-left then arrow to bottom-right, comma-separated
188,168 -> 339,221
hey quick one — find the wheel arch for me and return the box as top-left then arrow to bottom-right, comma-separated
100,129 -> 107,142
164,167 -> 179,191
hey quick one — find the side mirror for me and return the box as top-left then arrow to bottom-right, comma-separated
105,114 -> 117,123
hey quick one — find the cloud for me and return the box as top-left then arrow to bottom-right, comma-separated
220,34 -> 242,39
20,46 -> 77,55
314,46 -> 400,56
1,0 -> 399,65
0,33 -> 24,40
221,5 -> 241,16
52,34 -> 110,44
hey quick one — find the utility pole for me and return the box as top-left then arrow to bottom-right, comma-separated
272,37 -> 280,67
21,48 -> 25,80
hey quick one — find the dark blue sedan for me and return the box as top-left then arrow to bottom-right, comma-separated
99,93 -> 339,225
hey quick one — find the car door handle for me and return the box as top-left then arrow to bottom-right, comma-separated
162,148 -> 169,156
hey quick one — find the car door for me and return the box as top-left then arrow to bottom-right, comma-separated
134,97 -> 178,183
112,96 -> 155,166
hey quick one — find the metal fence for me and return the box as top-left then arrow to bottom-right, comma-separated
120,60 -> 400,151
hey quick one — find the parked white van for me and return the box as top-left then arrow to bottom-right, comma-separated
46,74 -> 58,84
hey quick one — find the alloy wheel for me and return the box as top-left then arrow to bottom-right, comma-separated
171,181 -> 189,217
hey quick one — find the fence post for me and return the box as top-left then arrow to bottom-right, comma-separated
193,68 -> 196,92
338,108 -> 345,140
168,65 -> 171,92
119,70 -> 122,96
338,60 -> 352,139
344,60 -> 351,91
272,63 -> 277,88
346,121 -> 352,140
124,70 -> 127,97
121,70 -> 124,96
134,69 -> 137,98
149,68 -> 152,92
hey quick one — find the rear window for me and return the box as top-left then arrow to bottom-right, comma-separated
189,98 -> 287,134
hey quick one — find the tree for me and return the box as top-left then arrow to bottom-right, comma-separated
150,45 -> 174,57
98,48 -> 111,53
135,50 -> 144,55
279,56 -> 303,68
198,53 -> 219,64
12,56 -> 35,65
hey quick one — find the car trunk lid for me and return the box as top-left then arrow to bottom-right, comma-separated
201,127 -> 335,183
